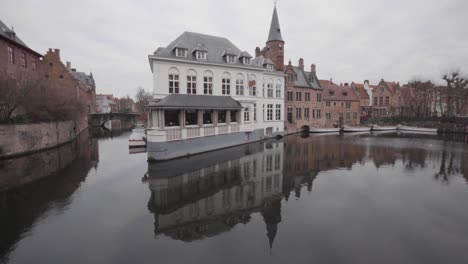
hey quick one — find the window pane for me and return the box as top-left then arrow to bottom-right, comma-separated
203,110 -> 213,124
164,110 -> 180,126
218,110 -> 226,123
230,110 -> 237,122
185,110 -> 198,125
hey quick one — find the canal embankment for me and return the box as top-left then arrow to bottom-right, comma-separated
363,116 -> 468,134
0,120 -> 87,159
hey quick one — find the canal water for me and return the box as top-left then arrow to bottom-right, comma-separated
1,131 -> 467,264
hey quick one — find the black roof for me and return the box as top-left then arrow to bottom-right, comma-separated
147,94 -> 243,110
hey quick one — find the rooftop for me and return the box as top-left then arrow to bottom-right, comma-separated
148,94 -> 243,110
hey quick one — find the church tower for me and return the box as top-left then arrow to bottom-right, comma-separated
264,5 -> 284,71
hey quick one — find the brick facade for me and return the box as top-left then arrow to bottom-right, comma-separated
322,84 -> 361,127
0,25 -> 41,79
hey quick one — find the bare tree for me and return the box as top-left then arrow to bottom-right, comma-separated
442,71 -> 468,116
408,80 -> 435,116
135,86 -> 152,113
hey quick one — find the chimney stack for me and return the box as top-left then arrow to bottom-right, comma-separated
330,78 -> 333,85
255,47 -> 261,57
298,58 -> 304,70
311,64 -> 316,75
53,48 -> 60,59
344,83 -> 349,86
66,61 -> 71,71
364,80 -> 369,84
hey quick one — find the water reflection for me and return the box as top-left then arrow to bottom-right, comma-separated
147,141 -> 283,244
146,132 -> 468,246
0,129 -> 98,263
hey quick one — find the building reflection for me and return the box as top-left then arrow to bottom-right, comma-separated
147,140 -> 283,246
0,129 -> 98,263
146,133 -> 468,249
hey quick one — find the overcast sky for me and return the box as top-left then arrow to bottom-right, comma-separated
3,0 -> 467,97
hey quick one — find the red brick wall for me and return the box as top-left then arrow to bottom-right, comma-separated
0,38 -> 40,79
323,100 -> 360,127
262,40 -> 284,71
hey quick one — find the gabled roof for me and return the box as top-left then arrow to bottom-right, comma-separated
351,83 -> 370,99
322,85 -> 360,101
148,94 -> 243,110
251,56 -> 275,69
239,51 -> 252,58
72,71 -> 95,89
0,19 -> 41,57
151,32 -> 278,71
267,6 -> 283,42
292,67 -> 321,89
191,43 -> 208,53
319,80 -> 333,87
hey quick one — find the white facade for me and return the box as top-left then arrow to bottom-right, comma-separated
148,57 -> 285,137
95,95 -> 116,114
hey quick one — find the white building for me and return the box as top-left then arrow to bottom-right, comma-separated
146,20 -> 285,161
95,94 -> 116,114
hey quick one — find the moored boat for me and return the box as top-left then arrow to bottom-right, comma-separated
372,125 -> 397,131
309,127 -> 341,133
342,126 -> 371,132
129,131 -> 147,148
396,125 -> 438,133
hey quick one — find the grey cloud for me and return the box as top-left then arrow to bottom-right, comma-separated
2,0 -> 467,97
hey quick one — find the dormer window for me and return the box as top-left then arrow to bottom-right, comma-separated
266,64 -> 274,71
330,91 -> 335,96
343,92 -> 348,96
226,55 -> 236,63
243,57 -> 251,65
175,48 -> 187,57
196,51 -> 207,60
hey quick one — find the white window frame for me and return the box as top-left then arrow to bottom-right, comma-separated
236,79 -> 244,95
243,57 -> 250,64
267,83 -> 273,98
203,76 -> 213,95
187,75 -> 197,94
176,48 -> 187,57
196,51 -> 207,60
222,78 -> 230,95
267,104 -> 273,121
275,84 -> 281,98
244,107 -> 250,122
267,64 -> 274,71
275,104 -> 281,121
169,74 -> 179,94
226,55 -> 236,63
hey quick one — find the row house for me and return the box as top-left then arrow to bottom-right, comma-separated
372,79 -> 412,117
351,82 -> 371,118
146,8 -> 285,161
96,94 -> 117,113
39,49 -> 97,119
322,84 -> 361,127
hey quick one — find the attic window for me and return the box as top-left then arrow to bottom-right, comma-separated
243,57 -> 251,65
266,64 -> 274,71
226,55 -> 236,63
329,91 -> 335,96
343,92 -> 348,96
175,48 -> 187,57
196,51 -> 207,60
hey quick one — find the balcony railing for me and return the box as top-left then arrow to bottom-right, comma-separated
147,122 -> 249,143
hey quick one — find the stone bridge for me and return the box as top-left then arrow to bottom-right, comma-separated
89,113 -> 140,130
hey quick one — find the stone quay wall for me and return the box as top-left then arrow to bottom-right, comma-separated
362,116 -> 468,134
0,120 -> 85,159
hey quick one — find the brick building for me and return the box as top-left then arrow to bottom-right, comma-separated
322,84 -> 361,127
0,20 -> 42,78
256,6 -> 323,133
351,82 -> 371,118
372,79 -> 418,117
39,49 -> 96,127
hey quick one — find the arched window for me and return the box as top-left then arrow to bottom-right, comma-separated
222,72 -> 231,95
204,70 -> 213,95
187,69 -> 197,94
275,81 -> 282,98
244,107 -> 250,122
168,67 -> 180,94
248,74 -> 257,96
236,73 -> 244,96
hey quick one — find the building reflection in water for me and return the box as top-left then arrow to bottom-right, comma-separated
147,132 -> 468,250
0,129 -> 98,263
147,140 -> 283,247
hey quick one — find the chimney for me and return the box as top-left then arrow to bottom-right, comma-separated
66,61 -> 71,71
71,68 -> 76,72
298,58 -> 304,70
53,48 -> 60,59
288,59 -> 292,66
311,64 -> 316,75
364,80 -> 369,84
340,83 -> 343,86
255,47 -> 261,57
330,78 -> 333,85
344,83 -> 349,86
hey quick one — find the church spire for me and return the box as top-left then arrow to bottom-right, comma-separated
267,5 -> 283,43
